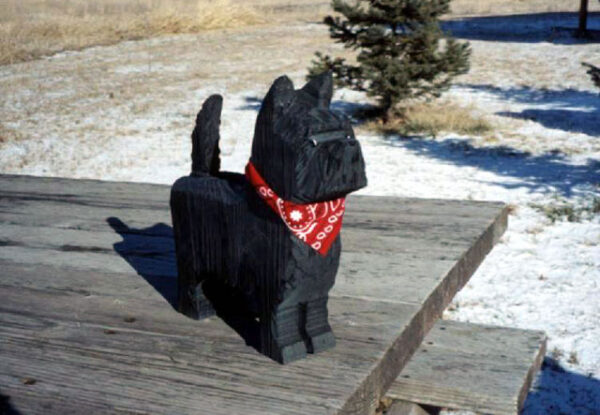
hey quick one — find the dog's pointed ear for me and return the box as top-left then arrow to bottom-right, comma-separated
261,75 -> 294,116
301,72 -> 333,108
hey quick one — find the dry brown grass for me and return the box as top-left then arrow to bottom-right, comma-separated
362,101 -> 492,137
0,0 -> 263,65
2,0 -> 597,66
0,122 -> 21,143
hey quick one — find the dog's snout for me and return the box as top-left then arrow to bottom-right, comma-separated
309,130 -> 349,145
307,109 -> 354,147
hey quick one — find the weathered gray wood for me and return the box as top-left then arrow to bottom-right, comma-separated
387,320 -> 547,415
386,401 -> 439,415
0,175 -> 508,415
0,284 -> 417,414
0,173 -> 505,217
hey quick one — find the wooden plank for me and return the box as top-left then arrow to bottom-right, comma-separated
0,283 -> 418,415
0,219 -> 478,306
0,174 -> 505,218
386,401 -> 439,415
0,188 -> 505,307
0,174 -> 171,206
0,175 -> 508,415
387,321 -> 547,415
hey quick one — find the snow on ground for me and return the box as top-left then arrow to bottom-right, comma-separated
359,132 -> 599,413
0,12 -> 599,414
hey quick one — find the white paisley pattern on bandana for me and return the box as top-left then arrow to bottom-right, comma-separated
246,162 -> 346,256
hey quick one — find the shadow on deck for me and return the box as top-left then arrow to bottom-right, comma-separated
106,217 -> 262,352
106,217 -> 177,308
0,393 -> 21,415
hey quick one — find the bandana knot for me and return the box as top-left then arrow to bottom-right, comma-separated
245,162 -> 345,256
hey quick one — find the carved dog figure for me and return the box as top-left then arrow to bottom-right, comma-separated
170,73 -> 367,363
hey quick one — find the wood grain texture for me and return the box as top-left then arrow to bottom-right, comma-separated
0,175 -> 508,415
387,320 -> 547,415
386,401 -> 439,415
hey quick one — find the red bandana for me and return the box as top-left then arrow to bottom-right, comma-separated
245,162 -> 345,256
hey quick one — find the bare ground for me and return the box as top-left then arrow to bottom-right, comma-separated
1,9 -> 599,178
0,22 -> 334,177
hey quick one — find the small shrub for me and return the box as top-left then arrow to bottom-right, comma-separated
551,347 -> 564,361
568,351 -> 579,365
530,196 -> 600,223
361,101 -> 491,137
582,62 -> 600,90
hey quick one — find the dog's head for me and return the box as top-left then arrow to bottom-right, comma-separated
250,73 -> 367,203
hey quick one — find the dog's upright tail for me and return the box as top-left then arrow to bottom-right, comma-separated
191,95 -> 222,176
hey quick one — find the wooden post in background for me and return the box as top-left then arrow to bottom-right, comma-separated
578,0 -> 589,33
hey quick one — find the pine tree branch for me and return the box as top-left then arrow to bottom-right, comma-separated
333,0 -> 403,26
310,0 -> 471,115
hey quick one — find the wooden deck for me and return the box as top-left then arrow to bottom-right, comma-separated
0,175 -> 508,415
388,320 -> 547,415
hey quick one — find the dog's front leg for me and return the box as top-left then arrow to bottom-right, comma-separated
304,297 -> 335,353
260,302 -> 308,364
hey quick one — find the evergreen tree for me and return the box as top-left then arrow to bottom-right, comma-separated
309,0 -> 471,117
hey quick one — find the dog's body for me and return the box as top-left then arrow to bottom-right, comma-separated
170,74 -> 366,363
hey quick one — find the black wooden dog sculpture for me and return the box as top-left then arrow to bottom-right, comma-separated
170,73 -> 367,364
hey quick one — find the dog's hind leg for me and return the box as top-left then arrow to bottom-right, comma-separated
172,94 -> 226,318
170,187 -> 217,320
304,297 -> 335,354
